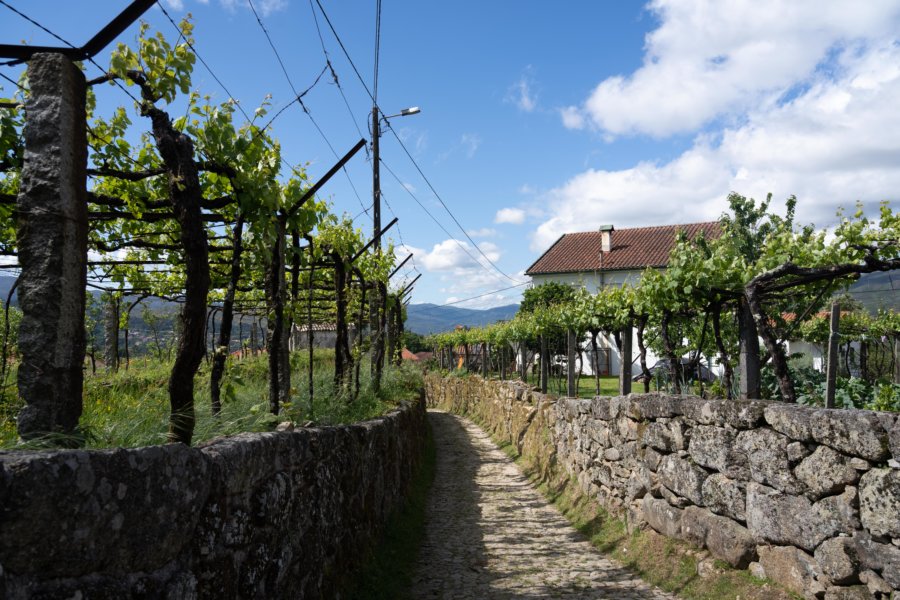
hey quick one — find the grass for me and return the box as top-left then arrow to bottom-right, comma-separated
342,421 -> 437,600
0,349 -> 423,449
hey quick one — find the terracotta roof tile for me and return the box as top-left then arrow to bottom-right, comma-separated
526,222 -> 722,275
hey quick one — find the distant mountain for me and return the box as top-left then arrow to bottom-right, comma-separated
405,303 -> 520,335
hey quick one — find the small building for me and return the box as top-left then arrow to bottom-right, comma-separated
288,323 -> 358,351
525,222 -> 721,376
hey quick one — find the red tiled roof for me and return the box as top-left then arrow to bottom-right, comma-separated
526,222 -> 721,275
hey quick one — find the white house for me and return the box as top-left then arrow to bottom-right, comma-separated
524,222 -> 721,376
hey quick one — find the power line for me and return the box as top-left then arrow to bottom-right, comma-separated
383,122 -> 523,284
312,0 -> 373,101
380,158 -> 510,285
307,0 -> 364,140
438,282 -> 529,307
242,0 -> 369,216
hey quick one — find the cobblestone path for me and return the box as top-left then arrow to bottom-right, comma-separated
410,410 -> 675,600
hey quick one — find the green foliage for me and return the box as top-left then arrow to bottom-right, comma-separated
519,281 -> 575,314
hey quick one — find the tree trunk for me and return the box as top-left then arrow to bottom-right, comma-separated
590,330 -> 601,395
659,310 -> 682,394
145,104 -> 209,445
332,255 -> 352,391
636,316 -> 651,393
266,218 -> 288,415
745,285 -> 794,402
211,214 -> 244,415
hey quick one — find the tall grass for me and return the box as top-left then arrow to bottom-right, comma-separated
0,349 -> 422,450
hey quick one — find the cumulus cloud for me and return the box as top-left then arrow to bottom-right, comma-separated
506,67 -> 538,112
534,38 -> 900,251
495,207 -> 526,225
403,239 -> 517,306
563,0 -> 900,137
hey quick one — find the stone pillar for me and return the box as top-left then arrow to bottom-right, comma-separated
16,53 -> 88,439
738,298 -> 760,399
619,325 -> 633,395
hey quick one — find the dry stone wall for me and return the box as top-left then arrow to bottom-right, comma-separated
426,374 -> 900,599
0,397 -> 426,599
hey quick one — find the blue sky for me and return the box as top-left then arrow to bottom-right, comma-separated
2,1 -> 899,308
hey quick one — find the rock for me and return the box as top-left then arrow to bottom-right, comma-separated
764,403 -> 815,442
587,421 -> 610,447
617,417 -> 640,442
810,409 -> 890,462
681,398 -> 767,429
628,394 -> 682,419
658,454 -> 708,505
748,561 -> 766,579
702,473 -> 746,521
758,545 -> 826,598
603,447 -> 622,461
814,487 -> 861,536
681,506 -> 757,568
795,446 -> 859,500
642,494 -> 683,538
641,420 -> 685,452
659,484 -> 692,508
823,586 -> 876,600
847,457 -> 869,471
859,469 -> 900,539
591,396 -> 620,421
642,447 -> 662,471
889,418 -> 900,462
787,441 -> 812,463
858,569 -> 892,596
688,425 -> 740,473
746,483 -> 834,551
814,537 -> 861,584
275,422 -> 294,432
736,428 -> 805,494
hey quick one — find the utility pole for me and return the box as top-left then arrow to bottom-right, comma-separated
371,106 -> 385,392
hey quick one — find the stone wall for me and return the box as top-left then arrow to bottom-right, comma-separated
0,396 -> 426,599
426,375 -> 900,599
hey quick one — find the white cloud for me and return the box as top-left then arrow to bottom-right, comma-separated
163,0 -> 185,9
407,239 -> 515,304
495,207 -> 526,225
506,67 -> 538,112
401,182 -> 417,193
437,133 -> 482,162
460,133 -> 482,158
218,0 -> 287,15
563,0 -> 900,137
534,38 -> 900,251
560,106 -> 585,130
467,227 -> 497,238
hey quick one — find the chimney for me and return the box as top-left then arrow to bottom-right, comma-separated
599,224 -> 614,252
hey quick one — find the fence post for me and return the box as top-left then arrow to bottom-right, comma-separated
567,329 -> 576,397
825,302 -> 840,408
540,334 -> 549,394
738,298 -> 761,399
619,324 -> 633,395
15,53 -> 88,440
